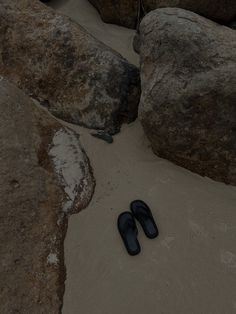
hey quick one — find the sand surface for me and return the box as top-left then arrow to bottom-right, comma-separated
48,1 -> 236,313
63,122 -> 236,314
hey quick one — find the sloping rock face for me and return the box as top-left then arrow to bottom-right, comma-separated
89,0 -> 236,28
139,8 -> 236,185
0,0 -> 140,134
0,78 -> 94,313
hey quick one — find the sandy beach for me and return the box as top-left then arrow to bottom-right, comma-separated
62,122 -> 236,314
48,1 -> 236,313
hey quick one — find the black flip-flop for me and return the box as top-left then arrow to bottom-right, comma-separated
117,212 -> 141,256
130,200 -> 159,239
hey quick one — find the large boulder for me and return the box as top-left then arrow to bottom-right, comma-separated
138,8 -> 236,185
0,0 -> 140,134
0,78 -> 94,313
89,0 -> 236,28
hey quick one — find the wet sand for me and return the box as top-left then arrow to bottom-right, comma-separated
48,1 -> 236,313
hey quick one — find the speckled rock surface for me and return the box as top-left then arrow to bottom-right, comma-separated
0,0 -> 140,133
139,8 -> 236,185
89,0 -> 236,28
0,78 -> 94,313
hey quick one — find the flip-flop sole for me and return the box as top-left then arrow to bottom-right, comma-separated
130,200 -> 159,239
118,212 -> 141,256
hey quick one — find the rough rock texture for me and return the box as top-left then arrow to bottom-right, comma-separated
139,8 -> 236,185
89,0 -> 139,29
0,0 -> 140,134
89,0 -> 236,28
0,78 -> 94,313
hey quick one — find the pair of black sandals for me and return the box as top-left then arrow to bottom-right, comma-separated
118,200 -> 159,255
